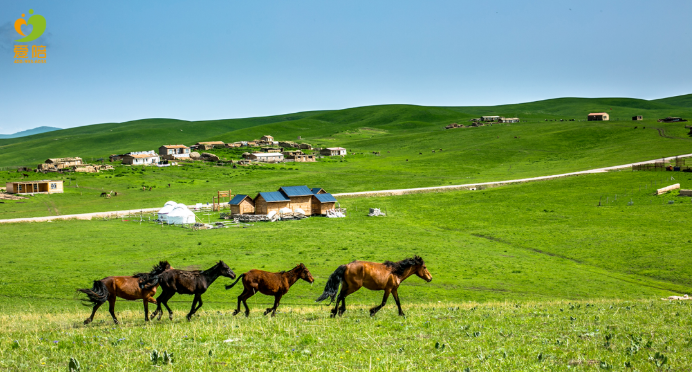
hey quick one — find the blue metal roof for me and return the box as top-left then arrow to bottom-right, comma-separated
314,193 -> 337,203
258,191 -> 290,202
311,187 -> 324,194
279,185 -> 312,197
229,194 -> 250,205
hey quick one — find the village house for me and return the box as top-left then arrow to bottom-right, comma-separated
588,113 -> 609,121
260,135 -> 274,142
297,143 -> 312,150
320,147 -> 347,156
195,141 -> 225,150
249,153 -> 284,163
253,191 -> 290,215
311,192 -> 337,215
44,157 -> 83,169
445,123 -> 465,129
632,115 -> 643,121
499,117 -> 520,123
278,185 -> 314,215
159,145 -> 191,159
279,141 -> 298,148
121,151 -> 160,165
225,142 -> 243,148
6,180 -> 63,194
247,141 -> 259,147
311,187 -> 326,195
229,194 -> 255,215
290,154 -> 315,162
481,116 -> 500,122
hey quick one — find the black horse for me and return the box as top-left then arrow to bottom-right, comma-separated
145,261 -> 235,321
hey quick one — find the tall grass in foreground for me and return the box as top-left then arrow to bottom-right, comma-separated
1,300 -> 690,371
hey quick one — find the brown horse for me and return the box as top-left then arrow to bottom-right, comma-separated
77,261 -> 172,324
316,256 -> 432,317
147,261 -> 235,321
225,263 -> 314,317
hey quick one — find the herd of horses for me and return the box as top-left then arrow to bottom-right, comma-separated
77,256 -> 432,324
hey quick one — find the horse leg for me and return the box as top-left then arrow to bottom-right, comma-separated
331,283 -> 347,318
108,296 -> 119,324
370,288 -> 391,317
84,302 -> 103,325
392,287 -> 404,316
242,290 -> 254,317
187,294 -> 200,321
265,294 -> 282,317
233,289 -> 248,316
143,300 -> 150,322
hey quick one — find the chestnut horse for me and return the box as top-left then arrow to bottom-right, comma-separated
147,261 -> 235,321
225,263 -> 314,317
316,256 -> 432,317
77,261 -> 172,324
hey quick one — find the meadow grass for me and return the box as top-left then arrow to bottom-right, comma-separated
2,300 -> 691,371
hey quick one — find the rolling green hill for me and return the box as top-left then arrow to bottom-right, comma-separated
1,95 -> 691,169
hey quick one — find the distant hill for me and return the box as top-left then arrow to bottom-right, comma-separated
1,95 -> 691,168
0,126 -> 61,139
653,93 -> 692,108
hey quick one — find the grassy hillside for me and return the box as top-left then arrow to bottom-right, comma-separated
1,95 -> 691,169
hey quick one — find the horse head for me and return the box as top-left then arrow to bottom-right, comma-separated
297,263 -> 314,283
413,256 -> 432,282
217,261 -> 236,279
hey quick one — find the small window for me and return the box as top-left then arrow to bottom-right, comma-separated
50,183 -> 57,189
18,184 -> 22,191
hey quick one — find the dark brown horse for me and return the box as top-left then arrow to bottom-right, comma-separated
225,263 -> 314,317
147,261 -> 235,321
77,261 -> 172,324
316,256 -> 432,317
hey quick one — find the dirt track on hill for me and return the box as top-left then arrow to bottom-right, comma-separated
2,153 -> 692,224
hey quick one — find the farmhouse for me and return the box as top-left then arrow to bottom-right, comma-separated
121,151 -> 160,165
225,142 -> 243,148
261,147 -> 283,153
254,191 -> 290,215
658,117 -> 687,123
6,180 -> 63,194
320,147 -> 347,156
499,117 -> 520,123
297,143 -> 313,150
279,185 -> 313,215
229,194 -> 255,215
311,187 -> 326,194
588,113 -> 609,121
481,116 -> 500,122
45,157 -> 83,169
311,192 -> 337,215
249,153 -> 284,163
260,135 -> 274,142
632,115 -> 643,121
290,154 -> 315,162
159,145 -> 191,159
195,141 -> 225,150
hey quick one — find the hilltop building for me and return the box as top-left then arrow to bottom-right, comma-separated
159,145 -> 191,159
320,147 -> 347,156
588,113 -> 609,121
121,151 -> 160,165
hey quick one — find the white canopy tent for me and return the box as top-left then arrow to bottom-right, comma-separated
157,201 -> 178,223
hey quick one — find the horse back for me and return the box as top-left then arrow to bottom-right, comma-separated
105,276 -> 157,300
245,269 -> 286,295
345,261 -> 394,290
161,270 -> 206,294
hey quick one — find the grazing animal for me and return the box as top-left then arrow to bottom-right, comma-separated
148,261 -> 236,321
77,261 -> 172,324
316,256 -> 432,317
100,192 -> 108,197
225,263 -> 314,317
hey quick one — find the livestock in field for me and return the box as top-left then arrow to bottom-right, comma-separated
225,263 -> 314,317
316,256 -> 432,317
77,261 -> 172,324
147,261 -> 235,321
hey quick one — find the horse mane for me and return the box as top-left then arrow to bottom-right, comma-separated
383,256 -> 424,276
133,261 -> 171,280
279,264 -> 306,275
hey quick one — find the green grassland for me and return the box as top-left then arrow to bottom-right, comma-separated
1,170 -> 692,370
3,95 -> 692,219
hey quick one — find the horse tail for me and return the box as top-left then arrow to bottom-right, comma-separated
225,274 -> 245,290
77,280 -> 109,306
315,265 -> 347,304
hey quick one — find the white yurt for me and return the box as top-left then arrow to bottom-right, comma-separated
166,204 -> 196,225
157,201 -> 178,223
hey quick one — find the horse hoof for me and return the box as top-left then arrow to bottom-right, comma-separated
232,310 -> 239,316
330,313 -> 336,318
83,319 -> 91,325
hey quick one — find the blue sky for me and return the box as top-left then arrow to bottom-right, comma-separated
1,0 -> 691,133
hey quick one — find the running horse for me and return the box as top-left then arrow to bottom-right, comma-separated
146,261 -> 236,321
77,261 -> 172,324
316,256 -> 432,317
225,263 -> 314,317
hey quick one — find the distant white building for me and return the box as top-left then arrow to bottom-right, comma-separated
499,117 -> 519,123
481,116 -> 500,122
121,151 -> 160,165
249,153 -> 284,163
320,147 -> 347,156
